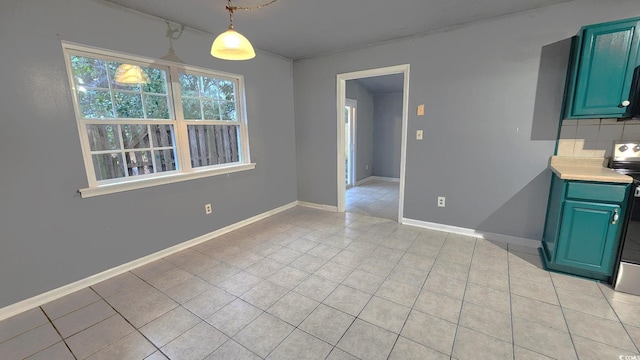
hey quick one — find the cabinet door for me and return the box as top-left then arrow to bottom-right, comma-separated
571,19 -> 640,117
556,200 -> 621,275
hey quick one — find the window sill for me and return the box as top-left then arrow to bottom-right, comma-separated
79,163 -> 256,198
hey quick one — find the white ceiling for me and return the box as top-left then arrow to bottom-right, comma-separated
105,0 -> 572,60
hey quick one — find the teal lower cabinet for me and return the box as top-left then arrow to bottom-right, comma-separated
540,175 -> 629,281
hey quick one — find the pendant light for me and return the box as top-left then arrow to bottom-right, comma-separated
211,0 -> 278,61
114,63 -> 150,85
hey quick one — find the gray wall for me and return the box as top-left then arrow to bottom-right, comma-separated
293,0 -> 639,240
373,92 -> 403,178
0,0 -> 297,307
345,81 -> 374,181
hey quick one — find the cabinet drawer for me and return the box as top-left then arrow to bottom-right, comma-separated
565,182 -> 627,203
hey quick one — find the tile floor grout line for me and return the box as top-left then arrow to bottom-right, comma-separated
37,306 -> 79,360
596,283 -> 640,354
548,272 -> 580,359
448,235 -> 477,359
91,273 -> 175,359
384,231 -> 447,360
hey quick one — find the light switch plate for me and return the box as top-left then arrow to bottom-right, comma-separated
417,104 -> 425,116
416,130 -> 423,140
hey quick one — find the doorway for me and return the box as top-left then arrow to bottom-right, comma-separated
336,64 -> 410,223
345,98 -> 357,188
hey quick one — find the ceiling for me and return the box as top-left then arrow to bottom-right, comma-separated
105,0 -> 573,60
354,74 -> 404,94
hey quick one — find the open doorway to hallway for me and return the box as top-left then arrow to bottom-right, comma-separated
346,178 -> 399,220
336,65 -> 409,223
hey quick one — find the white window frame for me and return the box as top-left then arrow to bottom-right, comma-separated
62,41 -> 254,198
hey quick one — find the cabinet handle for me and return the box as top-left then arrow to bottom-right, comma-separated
612,209 -> 619,225
620,100 -> 631,107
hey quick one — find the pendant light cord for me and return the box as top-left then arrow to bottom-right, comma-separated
226,0 -> 279,21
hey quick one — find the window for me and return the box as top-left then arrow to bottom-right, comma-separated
62,43 -> 253,197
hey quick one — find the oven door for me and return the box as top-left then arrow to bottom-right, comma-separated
614,183 -> 640,295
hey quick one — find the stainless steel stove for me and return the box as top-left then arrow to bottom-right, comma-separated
610,142 -> 640,295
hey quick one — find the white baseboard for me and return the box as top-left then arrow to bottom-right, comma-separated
297,201 -> 339,212
356,176 -> 400,186
401,218 -> 541,248
355,177 -> 372,186
0,201 -> 299,322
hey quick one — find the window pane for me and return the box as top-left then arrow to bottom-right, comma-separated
125,151 -> 154,176
179,73 -> 200,96
220,101 -> 237,121
121,124 -> 150,149
78,90 -> 114,119
150,124 -> 175,147
202,99 -> 221,120
218,80 -> 236,101
87,124 -> 120,151
202,77 -> 220,99
145,95 -> 170,119
188,125 -> 240,168
71,56 -> 109,88
154,149 -> 177,172
142,68 -> 168,94
114,92 -> 144,118
182,98 -> 202,119
92,153 -> 125,181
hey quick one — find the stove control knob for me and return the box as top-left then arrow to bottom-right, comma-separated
634,145 -> 640,152
620,145 -> 629,152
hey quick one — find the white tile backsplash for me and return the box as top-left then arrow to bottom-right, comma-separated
575,123 -> 599,141
577,119 -> 601,126
559,125 -> 577,139
558,119 -> 640,157
597,124 -> 623,141
622,123 -> 640,140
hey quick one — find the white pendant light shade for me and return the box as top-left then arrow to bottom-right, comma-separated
211,26 -> 256,60
114,64 -> 150,85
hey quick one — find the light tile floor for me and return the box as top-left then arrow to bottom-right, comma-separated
1,206 -> 640,359
346,180 -> 398,220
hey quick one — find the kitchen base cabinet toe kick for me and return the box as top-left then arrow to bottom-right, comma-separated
540,175 -> 630,282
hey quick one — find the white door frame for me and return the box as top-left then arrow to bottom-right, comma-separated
345,98 -> 357,188
336,64 -> 410,223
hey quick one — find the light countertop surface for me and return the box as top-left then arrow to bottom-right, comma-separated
549,156 -> 633,183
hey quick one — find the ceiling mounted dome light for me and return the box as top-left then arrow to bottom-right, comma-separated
211,0 -> 278,61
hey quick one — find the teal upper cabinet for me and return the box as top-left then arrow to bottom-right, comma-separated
565,17 -> 640,119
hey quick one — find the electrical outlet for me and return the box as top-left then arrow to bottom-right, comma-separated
437,197 -> 445,207
205,203 -> 212,214
365,164 -> 369,170
416,130 -> 423,140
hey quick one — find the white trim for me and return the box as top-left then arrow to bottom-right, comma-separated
345,98 -> 357,188
355,177 -> 373,186
62,41 -> 252,196
80,163 -> 256,198
297,201 -> 339,212
355,176 -> 401,186
336,64 -> 410,225
0,201 -> 298,322
401,217 -> 541,248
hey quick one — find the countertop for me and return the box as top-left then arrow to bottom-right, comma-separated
549,156 -> 633,183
